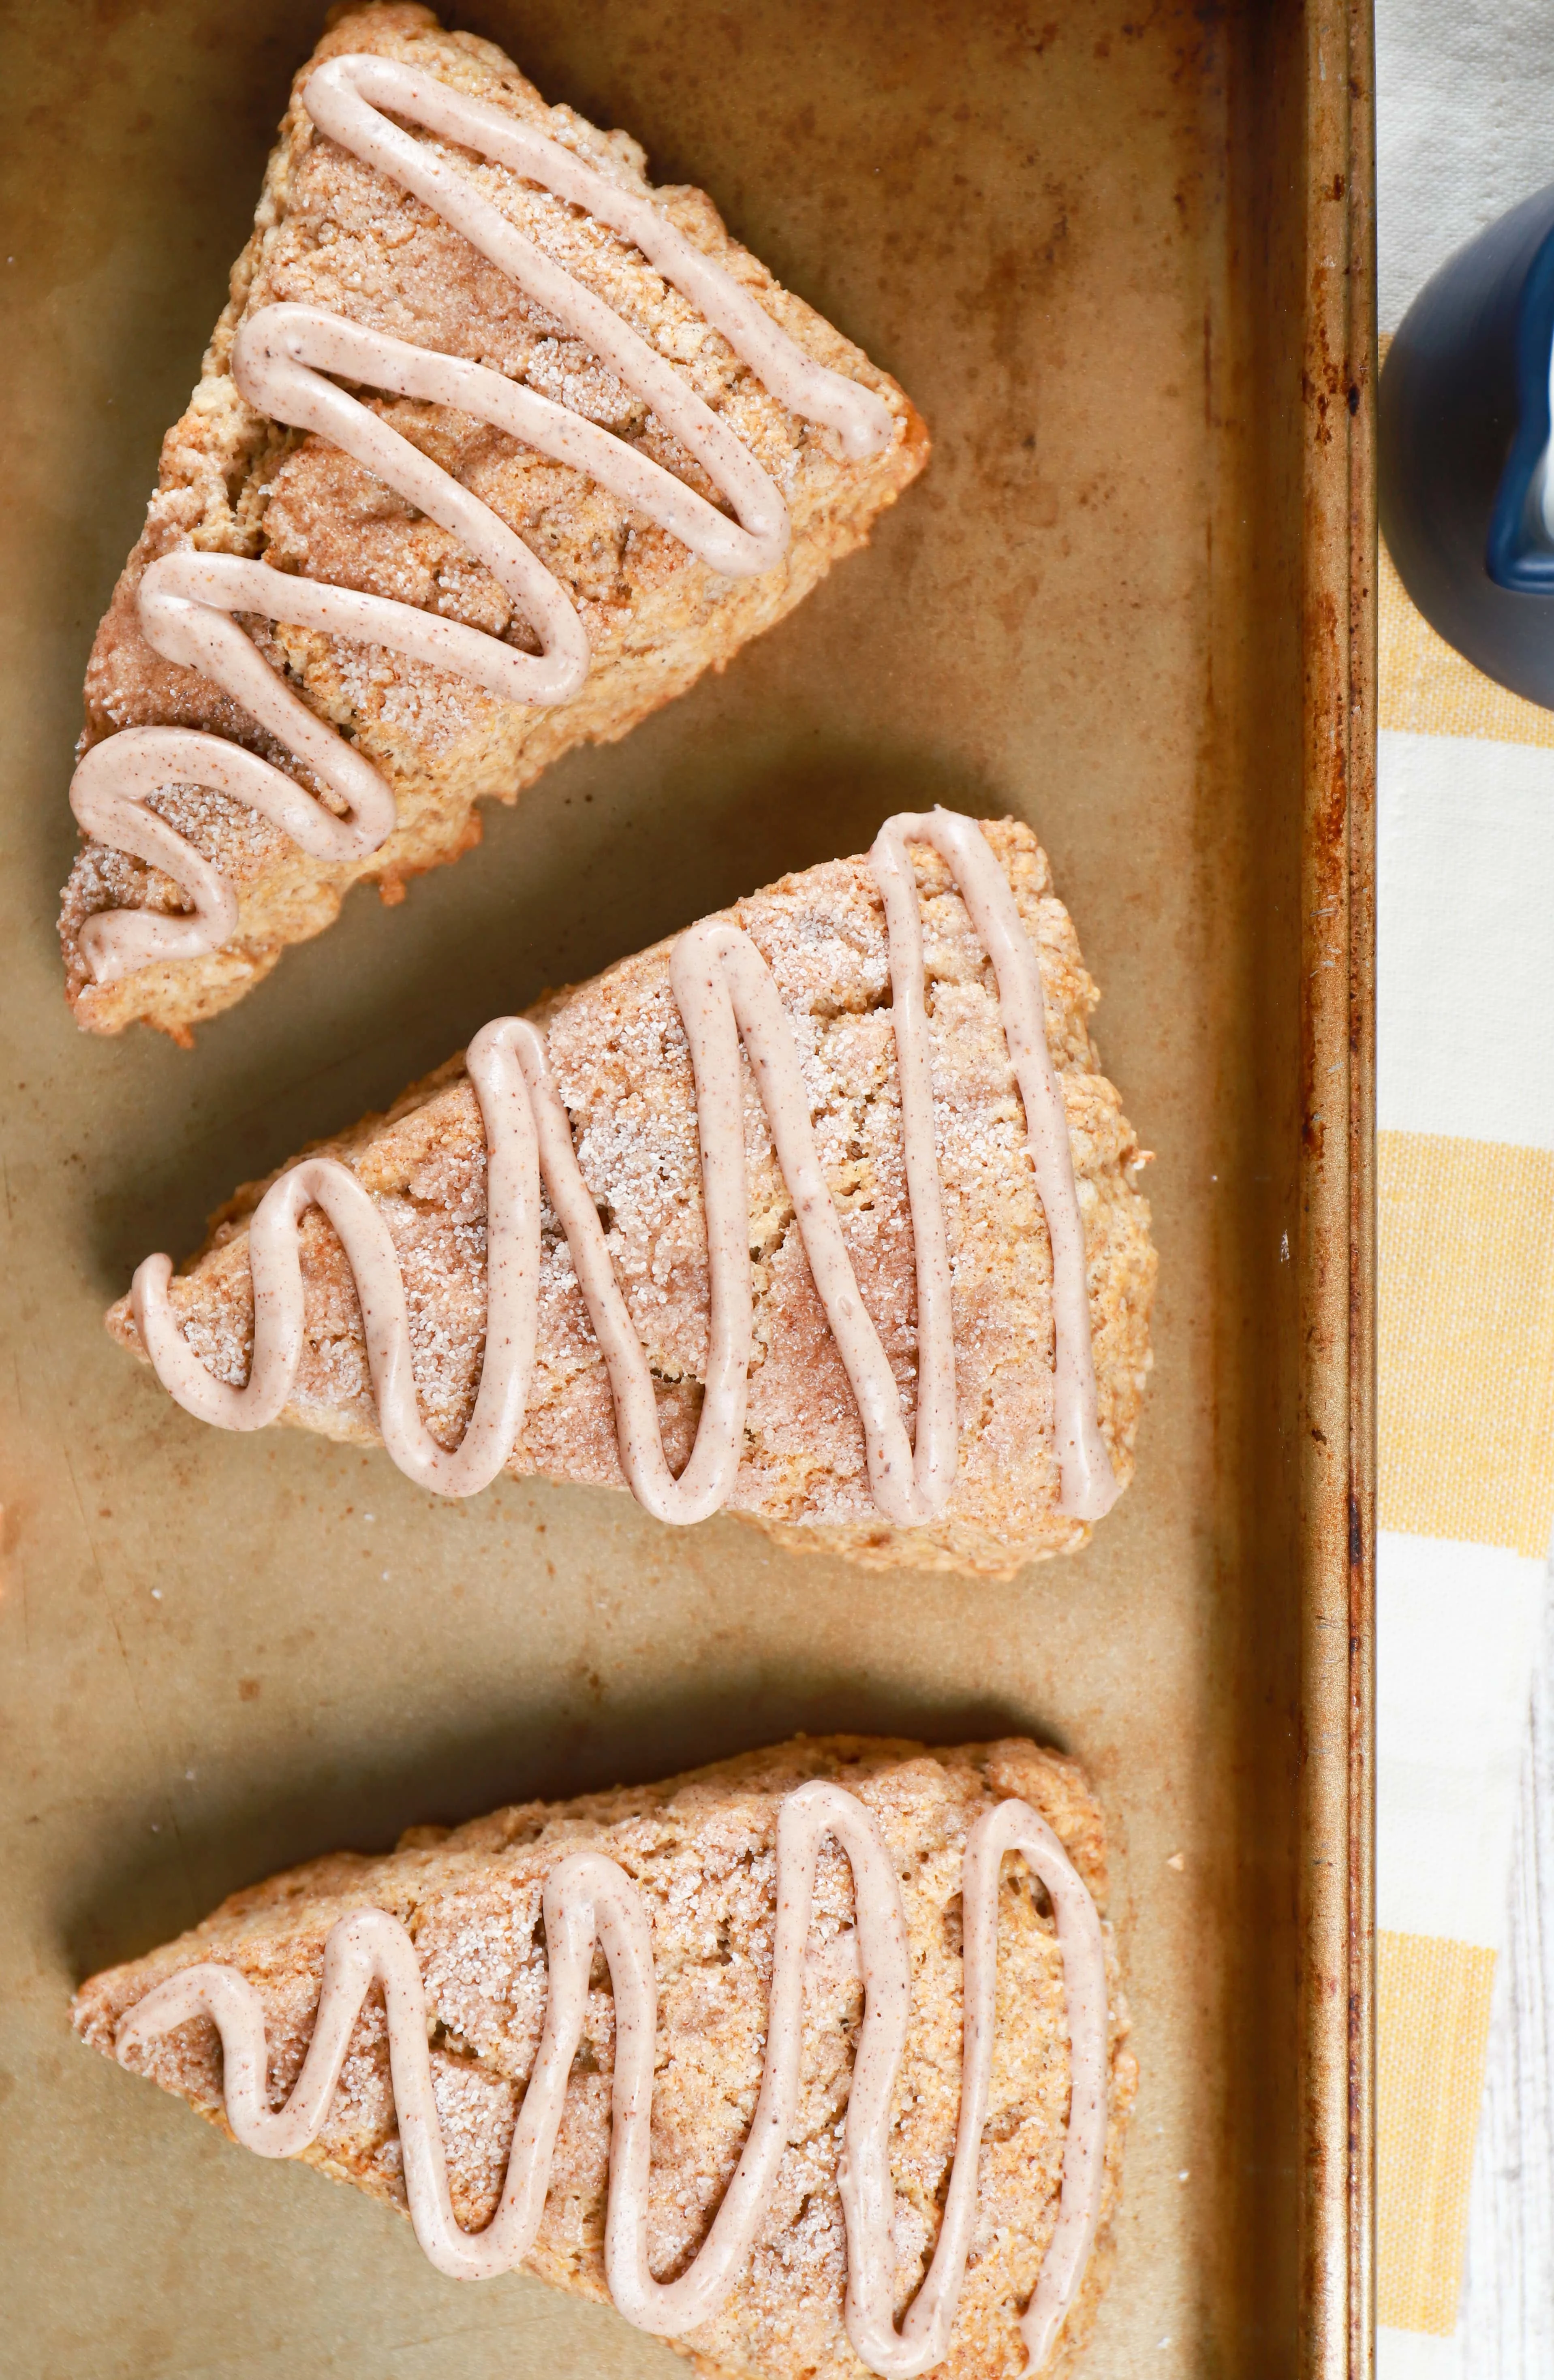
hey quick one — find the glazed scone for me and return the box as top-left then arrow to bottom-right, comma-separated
60,1 -> 927,1042
73,1735 -> 1137,2380
104,816 -> 1155,1576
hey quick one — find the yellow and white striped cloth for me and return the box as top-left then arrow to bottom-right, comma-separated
1375,538 -> 1554,2372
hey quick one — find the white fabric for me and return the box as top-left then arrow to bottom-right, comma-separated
1457,1555 -> 1554,2376
1377,1531 -> 1546,1945
1377,0 -> 1554,335
1379,2325 -> 1464,2380
1377,732 -> 1554,1149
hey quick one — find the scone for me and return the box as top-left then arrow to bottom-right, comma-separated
73,1735 -> 1137,2380
105,811 -> 1155,1576
60,0 -> 927,1042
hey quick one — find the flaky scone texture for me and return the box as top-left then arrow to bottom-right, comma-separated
74,1736 -> 1136,2380
104,819 -> 1155,1575
60,1 -> 927,1041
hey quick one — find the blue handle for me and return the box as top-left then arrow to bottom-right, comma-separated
1380,182 -> 1554,707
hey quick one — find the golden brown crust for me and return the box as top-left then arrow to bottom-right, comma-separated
60,1 -> 928,1040
73,1735 -> 1136,2380
104,818 -> 1155,1574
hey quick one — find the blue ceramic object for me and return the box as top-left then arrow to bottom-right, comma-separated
1380,182 -> 1554,708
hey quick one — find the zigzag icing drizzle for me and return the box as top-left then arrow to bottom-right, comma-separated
117,1782 -> 1109,2376
70,52 -> 895,988
133,810 -> 1118,1523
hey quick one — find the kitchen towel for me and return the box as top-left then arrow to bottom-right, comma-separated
1374,9 -> 1554,2367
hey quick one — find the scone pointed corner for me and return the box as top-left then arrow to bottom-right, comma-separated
104,819 -> 1155,1575
60,1 -> 929,1042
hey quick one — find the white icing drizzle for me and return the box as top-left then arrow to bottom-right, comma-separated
131,811 -> 1118,1525
116,1783 -> 1110,2374
70,51 -> 895,988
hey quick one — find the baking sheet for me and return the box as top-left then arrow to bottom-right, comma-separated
0,0 -> 1369,2370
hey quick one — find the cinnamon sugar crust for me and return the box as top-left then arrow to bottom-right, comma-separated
104,819 -> 1155,1575
60,1 -> 928,1040
73,1735 -> 1137,2380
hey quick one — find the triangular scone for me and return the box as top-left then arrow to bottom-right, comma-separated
73,1736 -> 1137,2380
60,2 -> 927,1042
106,819 -> 1154,1575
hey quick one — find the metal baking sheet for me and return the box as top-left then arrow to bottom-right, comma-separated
0,0 -> 1375,2372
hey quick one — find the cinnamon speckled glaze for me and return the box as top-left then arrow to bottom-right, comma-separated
107,821 -> 1154,1575
75,1737 -> 1137,2380
59,3 -> 927,1041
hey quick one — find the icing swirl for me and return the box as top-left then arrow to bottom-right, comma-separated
117,1783 -> 1110,2375
70,52 -> 895,988
131,810 -> 1119,1524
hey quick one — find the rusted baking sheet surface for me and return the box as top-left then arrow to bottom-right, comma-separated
0,0 -> 1371,2371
